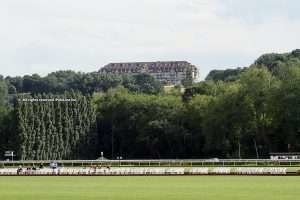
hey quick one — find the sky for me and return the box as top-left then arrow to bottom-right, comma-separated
1,0 -> 300,80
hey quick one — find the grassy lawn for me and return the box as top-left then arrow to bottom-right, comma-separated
0,176 -> 299,200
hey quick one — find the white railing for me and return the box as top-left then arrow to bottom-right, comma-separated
1,159 -> 300,167
0,167 -> 289,176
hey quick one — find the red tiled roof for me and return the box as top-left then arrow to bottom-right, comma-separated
100,61 -> 197,73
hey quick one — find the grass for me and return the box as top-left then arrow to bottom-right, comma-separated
0,176 -> 300,200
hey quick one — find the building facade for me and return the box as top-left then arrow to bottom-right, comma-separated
99,61 -> 198,85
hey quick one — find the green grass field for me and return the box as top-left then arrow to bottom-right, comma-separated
0,176 -> 299,200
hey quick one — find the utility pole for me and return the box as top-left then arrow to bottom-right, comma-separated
253,139 -> 259,159
111,126 -> 114,159
238,142 -> 241,159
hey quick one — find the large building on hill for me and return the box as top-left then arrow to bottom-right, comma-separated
99,61 -> 198,85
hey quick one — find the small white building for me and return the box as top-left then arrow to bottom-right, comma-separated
270,152 -> 300,160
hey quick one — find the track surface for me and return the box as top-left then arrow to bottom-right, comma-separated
0,176 -> 300,200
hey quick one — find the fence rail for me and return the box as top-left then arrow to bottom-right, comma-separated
1,159 -> 300,167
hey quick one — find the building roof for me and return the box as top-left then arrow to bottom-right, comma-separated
100,61 -> 197,72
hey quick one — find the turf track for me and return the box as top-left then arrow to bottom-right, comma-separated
0,176 -> 299,200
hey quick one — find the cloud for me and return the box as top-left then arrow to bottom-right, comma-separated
0,0 -> 300,79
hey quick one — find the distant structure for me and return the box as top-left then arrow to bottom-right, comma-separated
99,61 -> 198,85
270,152 -> 300,160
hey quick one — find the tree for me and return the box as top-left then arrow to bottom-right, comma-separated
95,87 -> 185,159
270,65 -> 300,152
15,92 -> 97,160
0,77 -> 9,158
254,49 -> 300,75
202,82 -> 255,158
184,94 -> 213,157
238,67 -> 276,157
0,76 -> 8,111
131,73 -> 162,94
206,68 -> 247,82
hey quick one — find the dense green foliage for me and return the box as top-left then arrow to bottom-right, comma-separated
254,49 -> 300,75
0,76 -> 8,110
0,176 -> 300,200
183,65 -> 300,158
95,63 -> 300,159
0,76 -> 14,157
5,71 -> 162,95
16,92 -> 97,160
96,87 -> 187,158
1,49 -> 300,160
205,68 -> 247,82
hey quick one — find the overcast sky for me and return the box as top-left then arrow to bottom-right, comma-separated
1,0 -> 300,79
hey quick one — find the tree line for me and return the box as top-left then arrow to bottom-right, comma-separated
0,49 -> 300,160
5,71 -> 161,95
